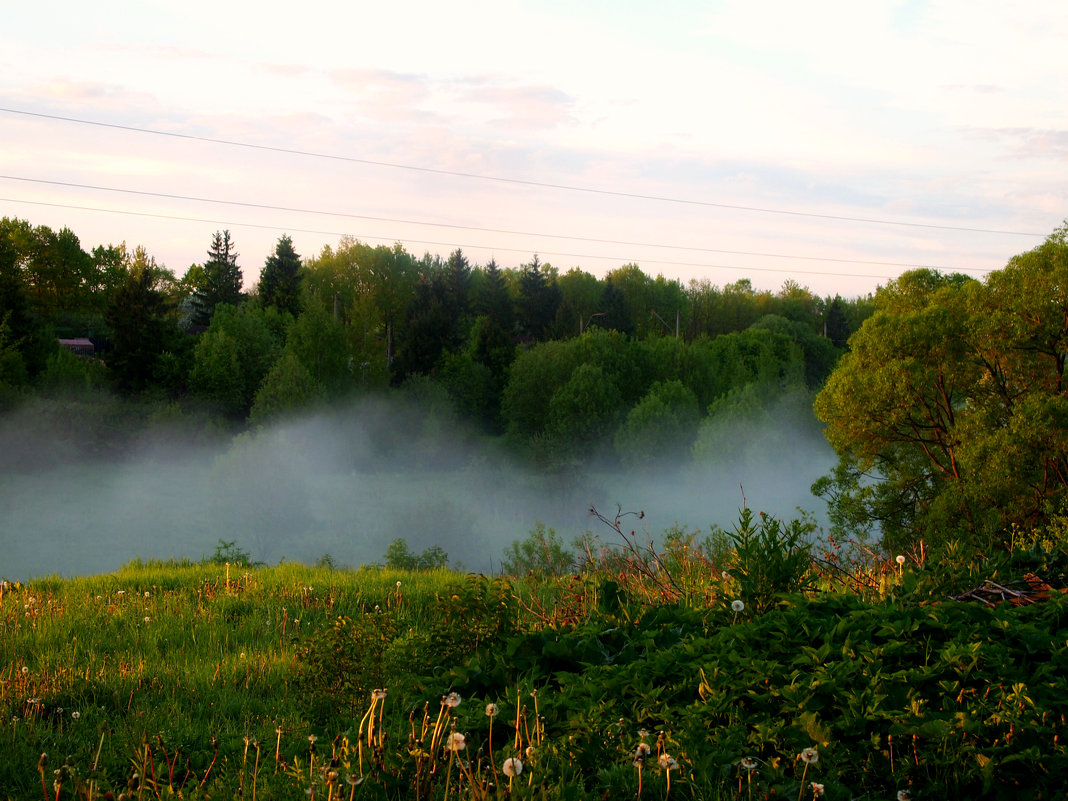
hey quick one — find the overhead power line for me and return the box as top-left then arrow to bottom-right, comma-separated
0,174 -> 961,271
3,195 -> 945,281
0,106 -> 1045,238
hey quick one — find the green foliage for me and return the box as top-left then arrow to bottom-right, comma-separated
191,303 -> 282,417
248,350 -> 319,424
0,222 -> 55,380
502,338 -> 580,442
515,255 -> 561,339
749,312 -> 840,387
502,522 -> 576,576
36,344 -> 107,397
434,348 -> 497,425
204,538 -> 257,566
693,379 -> 817,465
6,554 -> 1068,798
614,379 -> 700,466
815,227 -> 1068,554
701,327 -> 805,400
286,295 -> 351,396
297,609 -> 398,717
258,233 -> 302,317
720,506 -> 817,613
824,294 -> 851,348
384,537 -> 449,571
196,229 -> 243,323
0,312 -> 30,408
546,362 -> 623,449
104,247 -> 181,394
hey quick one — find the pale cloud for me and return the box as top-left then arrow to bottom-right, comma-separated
259,62 -> 313,79
326,68 -> 576,132
453,81 -> 576,130
972,127 -> 1068,161
37,78 -> 129,103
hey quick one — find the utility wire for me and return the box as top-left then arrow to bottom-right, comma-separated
0,174 -> 959,271
3,195 -> 946,280
0,107 -> 1045,238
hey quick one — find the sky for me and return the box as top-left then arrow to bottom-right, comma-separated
2,0 -> 1066,298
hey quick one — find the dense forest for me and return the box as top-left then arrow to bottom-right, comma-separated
4,215 -> 1068,560
0,217 -> 864,462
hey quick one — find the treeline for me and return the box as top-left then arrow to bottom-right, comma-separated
0,217 -> 870,465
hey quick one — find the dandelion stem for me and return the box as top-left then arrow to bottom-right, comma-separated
252,741 -> 260,801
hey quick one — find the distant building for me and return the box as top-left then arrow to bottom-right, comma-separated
58,338 -> 96,356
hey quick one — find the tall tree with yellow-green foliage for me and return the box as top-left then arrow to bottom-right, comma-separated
814,222 -> 1068,553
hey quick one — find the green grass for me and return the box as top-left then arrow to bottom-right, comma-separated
1,561 -> 463,799
3,553 -> 1068,800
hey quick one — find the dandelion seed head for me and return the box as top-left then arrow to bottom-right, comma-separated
811,782 -> 825,797
896,555 -> 906,566
897,792 -> 910,801
443,692 -> 461,708
731,600 -> 745,613
503,757 -> 523,777
525,746 -> 536,759
21,666 -> 28,675
658,753 -> 677,769
800,747 -> 819,765
485,703 -> 498,717
740,757 -> 758,772
308,734 -> 317,744
372,688 -> 387,700
71,711 -> 80,720
446,732 -> 466,752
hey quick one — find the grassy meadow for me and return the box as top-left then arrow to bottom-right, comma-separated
3,528 -> 1068,800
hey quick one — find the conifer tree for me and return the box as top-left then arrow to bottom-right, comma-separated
198,230 -> 242,322
259,234 -> 302,317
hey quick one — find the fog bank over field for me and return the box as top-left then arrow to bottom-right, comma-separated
0,395 -> 836,581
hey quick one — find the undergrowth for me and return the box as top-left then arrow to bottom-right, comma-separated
3,510 -> 1068,799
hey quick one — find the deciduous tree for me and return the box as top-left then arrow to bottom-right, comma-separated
815,227 -> 1068,552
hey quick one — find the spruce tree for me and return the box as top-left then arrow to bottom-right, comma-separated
200,230 -> 242,321
259,234 -> 302,317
